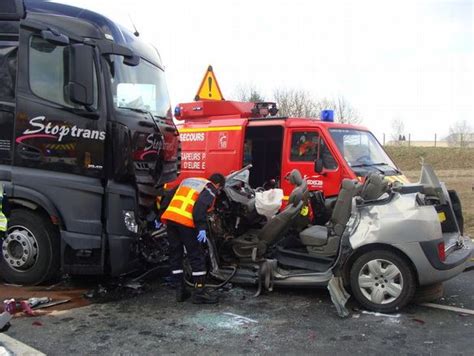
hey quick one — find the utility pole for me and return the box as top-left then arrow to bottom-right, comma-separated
408,133 -> 411,147
434,133 -> 437,147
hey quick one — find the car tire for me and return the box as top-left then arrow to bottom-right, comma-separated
413,283 -> 444,303
0,209 -> 60,285
350,249 -> 416,313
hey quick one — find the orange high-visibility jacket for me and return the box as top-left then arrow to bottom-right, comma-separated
161,178 -> 211,228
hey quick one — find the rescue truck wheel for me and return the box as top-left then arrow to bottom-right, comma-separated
0,209 -> 60,285
350,250 -> 416,313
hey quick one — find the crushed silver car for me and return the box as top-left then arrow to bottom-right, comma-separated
202,164 -> 472,314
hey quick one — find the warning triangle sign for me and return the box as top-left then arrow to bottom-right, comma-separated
194,65 -> 224,101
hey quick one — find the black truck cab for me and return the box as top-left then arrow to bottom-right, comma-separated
0,0 -> 179,284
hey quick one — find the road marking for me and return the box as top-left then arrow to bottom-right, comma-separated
0,333 -> 45,355
419,303 -> 474,315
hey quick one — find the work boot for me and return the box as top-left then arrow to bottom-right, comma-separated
176,280 -> 191,302
192,286 -> 219,304
172,274 -> 190,302
192,275 -> 218,304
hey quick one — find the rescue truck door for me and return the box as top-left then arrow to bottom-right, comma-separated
282,128 -> 341,197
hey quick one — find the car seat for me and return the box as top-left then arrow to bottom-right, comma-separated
299,179 -> 361,257
232,169 -> 306,259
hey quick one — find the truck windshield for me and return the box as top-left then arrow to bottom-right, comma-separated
329,129 -> 396,169
110,56 -> 172,119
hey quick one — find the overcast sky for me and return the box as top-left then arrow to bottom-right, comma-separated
57,0 -> 473,141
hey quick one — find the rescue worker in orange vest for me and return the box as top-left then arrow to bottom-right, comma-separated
161,173 -> 225,304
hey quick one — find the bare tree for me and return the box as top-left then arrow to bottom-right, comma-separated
272,89 -> 362,124
447,120 -> 473,148
334,96 -> 361,124
233,84 -> 265,102
390,118 -> 405,145
272,88 -> 319,117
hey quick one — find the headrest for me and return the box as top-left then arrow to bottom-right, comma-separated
341,179 -> 356,190
288,169 -> 303,186
360,173 -> 388,201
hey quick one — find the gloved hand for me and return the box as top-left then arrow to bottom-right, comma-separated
197,230 -> 207,243
154,220 -> 163,229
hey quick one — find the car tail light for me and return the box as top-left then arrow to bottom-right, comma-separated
437,241 -> 446,262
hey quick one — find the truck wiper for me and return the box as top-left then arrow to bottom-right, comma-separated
352,162 -> 387,168
351,162 -> 401,174
119,106 -> 149,114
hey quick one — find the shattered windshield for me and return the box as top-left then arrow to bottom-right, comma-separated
329,129 -> 396,169
109,56 -> 172,119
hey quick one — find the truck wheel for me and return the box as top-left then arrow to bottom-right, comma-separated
350,250 -> 416,313
0,209 -> 60,285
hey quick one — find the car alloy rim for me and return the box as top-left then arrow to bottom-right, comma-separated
358,258 -> 403,305
2,225 -> 39,271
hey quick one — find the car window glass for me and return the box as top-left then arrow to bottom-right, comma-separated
290,132 -> 319,161
320,139 -> 338,170
290,132 -> 338,169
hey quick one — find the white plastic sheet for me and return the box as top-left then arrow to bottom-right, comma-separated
255,188 -> 284,219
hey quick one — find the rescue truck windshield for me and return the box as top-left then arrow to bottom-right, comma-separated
329,129 -> 396,169
110,55 -> 172,120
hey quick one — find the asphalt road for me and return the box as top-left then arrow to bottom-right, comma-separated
4,268 -> 474,356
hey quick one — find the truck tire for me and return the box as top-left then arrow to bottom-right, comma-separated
350,250 -> 416,313
0,209 -> 60,285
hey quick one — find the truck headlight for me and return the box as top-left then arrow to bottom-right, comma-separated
123,210 -> 138,234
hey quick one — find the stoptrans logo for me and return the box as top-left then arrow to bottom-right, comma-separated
16,116 -> 106,144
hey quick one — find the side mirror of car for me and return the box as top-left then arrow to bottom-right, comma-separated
314,158 -> 324,174
68,43 -> 95,107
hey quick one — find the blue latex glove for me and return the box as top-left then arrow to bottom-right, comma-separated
154,220 -> 163,229
197,230 -> 207,243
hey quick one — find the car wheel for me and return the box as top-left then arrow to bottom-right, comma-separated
350,250 -> 416,313
0,209 -> 60,285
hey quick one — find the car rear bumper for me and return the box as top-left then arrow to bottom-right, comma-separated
393,237 -> 472,286
420,236 -> 472,271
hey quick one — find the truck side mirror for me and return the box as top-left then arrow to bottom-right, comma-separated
68,43 -> 95,107
314,158 -> 324,174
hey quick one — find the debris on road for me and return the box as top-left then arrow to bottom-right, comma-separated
361,310 -> 401,318
28,297 -> 51,308
32,299 -> 70,310
0,311 -> 12,331
412,318 -> 426,325
0,282 -> 90,314
222,312 -> 258,325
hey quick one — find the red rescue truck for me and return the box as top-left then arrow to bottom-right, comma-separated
173,99 -> 408,201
